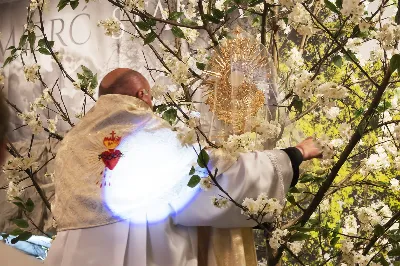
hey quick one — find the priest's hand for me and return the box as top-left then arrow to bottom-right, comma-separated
295,137 -> 323,161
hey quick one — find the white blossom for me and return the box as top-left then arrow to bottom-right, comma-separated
23,64 -> 40,82
293,70 -> 315,99
341,0 -> 365,23
359,20 -> 370,32
211,196 -> 229,208
165,56 -> 190,85
390,178 -> 400,192
287,240 -> 304,255
286,47 -> 304,69
214,0 -> 225,10
394,124 -> 400,141
315,135 -> 334,159
124,0 -> 145,11
324,106 -> 341,119
45,172 -> 55,182
29,0 -> 47,12
181,27 -> 199,44
374,23 -> 400,50
47,116 -> 58,134
0,69 -> 4,85
177,127 -> 197,146
317,82 -> 348,99
242,197 -> 259,215
365,152 -> 390,172
199,176 -> 213,191
97,18 -> 121,37
255,120 -> 281,140
287,3 -> 316,36
342,215 -> 358,236
187,118 -> 199,128
269,228 -> 289,250
339,123 -> 352,140
223,132 -> 264,157
7,182 -> 21,202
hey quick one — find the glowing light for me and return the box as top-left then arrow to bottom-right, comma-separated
102,127 -> 199,224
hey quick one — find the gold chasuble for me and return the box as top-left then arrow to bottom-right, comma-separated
198,227 -> 257,266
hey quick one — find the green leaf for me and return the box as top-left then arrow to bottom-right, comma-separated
25,198 -> 34,213
388,247 -> 400,257
13,197 -> 24,202
28,32 -> 36,52
12,202 -> 25,210
155,104 -> 168,113
378,255 -> 390,266
70,0 -> 79,9
12,219 -> 29,229
300,173 -> 314,183
10,228 -> 24,236
324,0 -> 339,14
286,194 -> 296,205
212,9 -> 224,20
19,35 -> 28,48
189,166 -> 195,175
332,55 -> 342,68
162,108 -> 177,125
226,6 -> 237,14
38,38 -> 46,48
11,237 -> 20,244
330,236 -> 340,246
187,175 -> 201,188
374,224 -> 385,236
203,14 -> 220,24
148,19 -> 156,27
136,21 -> 151,31
171,26 -> 185,39
91,73 -> 98,90
57,0 -> 70,11
288,187 -> 300,193
368,114 -> 380,130
294,227 -> 314,233
291,96 -> 303,113
3,54 -> 17,67
169,11 -> 184,21
17,231 -> 32,241
81,65 -> 93,77
290,232 -> 311,241
182,18 -> 198,27
344,50 -> 359,63
196,62 -> 206,71
197,149 -> 210,168
38,47 -> 51,55
335,0 -> 343,8
144,31 -> 157,45
390,54 -> 400,74
249,0 -> 264,7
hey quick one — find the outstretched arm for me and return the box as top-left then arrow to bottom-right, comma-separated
172,138 -> 322,228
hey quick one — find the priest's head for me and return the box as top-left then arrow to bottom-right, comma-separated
99,68 -> 152,108
0,92 -> 9,166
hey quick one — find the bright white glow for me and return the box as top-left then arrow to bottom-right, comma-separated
102,127 -> 199,224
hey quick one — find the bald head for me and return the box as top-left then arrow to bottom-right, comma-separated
99,68 -> 152,107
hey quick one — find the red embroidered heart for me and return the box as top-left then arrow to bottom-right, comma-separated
100,150 -> 122,170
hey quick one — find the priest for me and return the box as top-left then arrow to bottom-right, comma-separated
46,68 -> 322,266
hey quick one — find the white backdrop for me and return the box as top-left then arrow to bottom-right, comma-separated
0,0 -> 170,142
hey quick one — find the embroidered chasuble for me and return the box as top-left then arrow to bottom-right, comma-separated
47,94 -> 295,266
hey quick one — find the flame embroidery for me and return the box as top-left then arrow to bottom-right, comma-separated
97,131 -> 123,187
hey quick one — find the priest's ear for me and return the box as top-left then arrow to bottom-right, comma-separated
0,92 -> 9,167
135,88 -> 153,108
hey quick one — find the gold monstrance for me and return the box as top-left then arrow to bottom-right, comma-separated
203,28 -> 273,136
